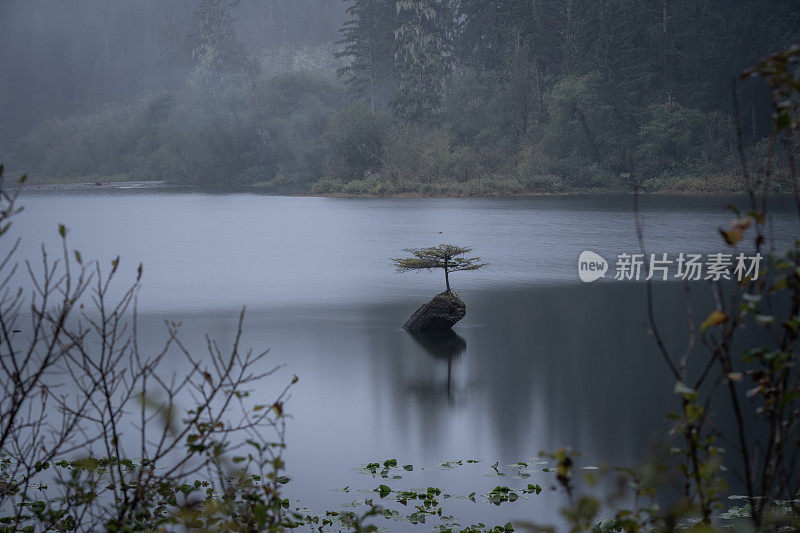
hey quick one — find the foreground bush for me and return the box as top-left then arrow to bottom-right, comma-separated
0,165 -> 300,530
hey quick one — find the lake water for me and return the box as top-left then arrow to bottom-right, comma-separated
8,190 -> 799,529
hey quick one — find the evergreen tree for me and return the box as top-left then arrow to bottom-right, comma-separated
392,244 -> 487,293
189,0 -> 248,79
391,0 -> 453,122
335,0 -> 397,112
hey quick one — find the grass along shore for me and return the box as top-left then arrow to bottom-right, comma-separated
10,171 -> 786,197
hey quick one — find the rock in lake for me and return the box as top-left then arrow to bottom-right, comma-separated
402,291 -> 466,330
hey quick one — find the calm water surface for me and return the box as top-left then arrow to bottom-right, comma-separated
10,190 -> 799,529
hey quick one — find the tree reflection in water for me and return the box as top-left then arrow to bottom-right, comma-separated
408,329 -> 467,400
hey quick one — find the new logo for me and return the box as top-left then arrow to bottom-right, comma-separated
578,251 -> 608,282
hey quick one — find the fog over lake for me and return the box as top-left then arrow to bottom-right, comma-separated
13,190 -> 796,310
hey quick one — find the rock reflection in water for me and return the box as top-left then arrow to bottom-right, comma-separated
408,329 -> 467,400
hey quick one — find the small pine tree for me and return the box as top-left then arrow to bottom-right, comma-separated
392,244 -> 487,292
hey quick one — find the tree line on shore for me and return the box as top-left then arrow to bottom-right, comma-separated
3,0 -> 799,194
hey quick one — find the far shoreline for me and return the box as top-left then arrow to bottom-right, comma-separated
11,176 -> 772,198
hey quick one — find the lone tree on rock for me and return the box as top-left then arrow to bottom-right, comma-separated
392,244 -> 487,293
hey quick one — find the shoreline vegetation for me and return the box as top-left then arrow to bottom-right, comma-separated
14,173 -> 790,197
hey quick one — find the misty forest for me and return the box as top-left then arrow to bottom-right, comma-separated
2,0 -> 800,532
1,0 -> 798,193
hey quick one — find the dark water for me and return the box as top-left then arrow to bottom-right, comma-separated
9,190 -> 800,529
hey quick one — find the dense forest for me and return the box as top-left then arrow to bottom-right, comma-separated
1,0 -> 798,194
